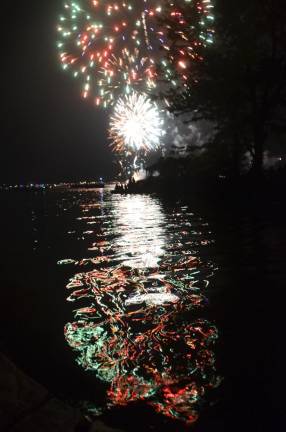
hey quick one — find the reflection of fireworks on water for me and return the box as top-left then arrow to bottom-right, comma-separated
109,91 -> 164,153
64,255 -> 219,423
113,194 -> 166,267
61,194 -> 220,425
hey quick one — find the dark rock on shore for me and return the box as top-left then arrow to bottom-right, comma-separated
0,353 -> 123,432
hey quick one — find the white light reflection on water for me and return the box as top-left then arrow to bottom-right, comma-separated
111,194 -> 167,268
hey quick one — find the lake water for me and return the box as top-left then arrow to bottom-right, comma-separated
1,186 -> 285,431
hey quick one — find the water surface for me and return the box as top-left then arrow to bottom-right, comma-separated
2,186 -> 284,431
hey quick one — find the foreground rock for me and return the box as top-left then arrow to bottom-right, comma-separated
0,353 -> 123,432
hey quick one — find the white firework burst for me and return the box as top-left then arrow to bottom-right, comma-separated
109,91 -> 164,152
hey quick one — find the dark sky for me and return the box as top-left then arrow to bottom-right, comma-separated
1,1 -> 115,184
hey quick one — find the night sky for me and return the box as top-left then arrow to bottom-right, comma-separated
1,1 -> 115,184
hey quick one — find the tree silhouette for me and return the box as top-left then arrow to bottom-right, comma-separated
162,0 -> 286,176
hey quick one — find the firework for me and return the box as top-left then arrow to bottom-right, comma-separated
109,91 -> 163,153
98,48 -> 157,106
57,1 -> 215,106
